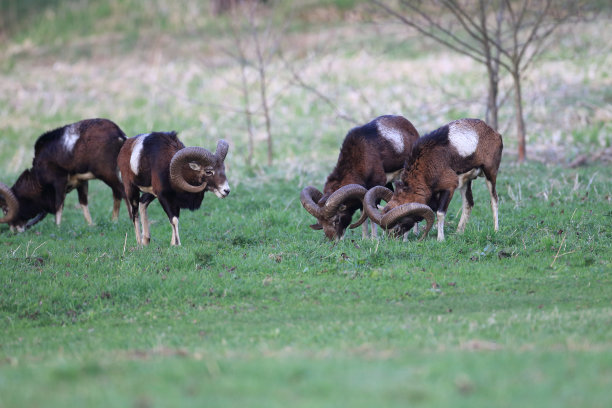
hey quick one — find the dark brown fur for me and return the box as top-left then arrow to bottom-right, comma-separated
384,118 -> 503,239
118,132 -> 229,245
312,115 -> 420,239
5,118 -> 126,230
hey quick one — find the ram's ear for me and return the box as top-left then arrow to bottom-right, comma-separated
309,223 -> 323,230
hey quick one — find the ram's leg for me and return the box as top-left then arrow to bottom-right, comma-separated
48,176 -> 68,226
170,216 -> 180,246
124,183 -> 142,245
138,202 -> 150,245
370,221 -> 378,239
139,193 -> 156,245
483,169 -> 499,231
435,189 -> 455,242
77,182 -> 94,226
486,179 -> 499,231
457,180 -> 474,233
98,171 -> 125,221
158,196 -> 181,246
361,219 -> 378,239
53,188 -> 67,226
55,203 -> 64,226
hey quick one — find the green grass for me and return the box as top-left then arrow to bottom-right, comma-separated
1,161 -> 611,407
1,1 -> 612,406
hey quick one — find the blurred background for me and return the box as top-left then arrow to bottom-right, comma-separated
0,0 -> 610,178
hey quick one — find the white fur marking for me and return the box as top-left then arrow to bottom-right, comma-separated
81,204 -> 93,226
130,134 -> 149,175
385,169 -> 402,184
449,123 -> 479,157
377,122 -> 404,153
214,180 -> 230,198
62,124 -> 80,152
171,216 -> 180,246
67,172 -> 95,188
436,211 -> 445,242
137,185 -> 156,196
457,168 -> 481,188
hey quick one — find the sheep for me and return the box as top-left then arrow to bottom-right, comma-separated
300,115 -> 420,240
0,118 -> 126,232
118,131 -> 230,246
363,118 -> 503,241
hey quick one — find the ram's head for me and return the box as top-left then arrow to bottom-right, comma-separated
300,184 -> 368,240
169,140 -> 230,198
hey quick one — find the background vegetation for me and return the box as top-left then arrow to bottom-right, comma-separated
1,1 -> 611,407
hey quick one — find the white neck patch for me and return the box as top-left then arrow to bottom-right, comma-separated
448,122 -> 479,157
62,124 -> 80,152
377,121 -> 404,153
130,134 -> 150,175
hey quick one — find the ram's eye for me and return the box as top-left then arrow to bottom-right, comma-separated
205,169 -> 215,177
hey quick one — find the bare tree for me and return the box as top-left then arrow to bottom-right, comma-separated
221,1 -> 281,166
250,7 -> 275,166
372,0 -> 586,162
227,16 -> 257,166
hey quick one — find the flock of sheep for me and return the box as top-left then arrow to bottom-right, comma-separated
0,115 -> 502,246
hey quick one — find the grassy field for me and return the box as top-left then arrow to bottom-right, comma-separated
1,1 -> 611,407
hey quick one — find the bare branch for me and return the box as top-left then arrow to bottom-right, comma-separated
441,0 -> 487,43
280,53 -> 359,125
373,0 -> 489,65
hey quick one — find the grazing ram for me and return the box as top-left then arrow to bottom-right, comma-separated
364,118 -> 503,241
300,115 -> 420,240
0,118 -> 126,232
118,131 -> 230,246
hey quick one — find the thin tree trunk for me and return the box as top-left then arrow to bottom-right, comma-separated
485,63 -> 499,129
479,0 -> 499,130
512,69 -> 527,162
259,66 -> 273,166
249,2 -> 273,166
239,63 -> 255,167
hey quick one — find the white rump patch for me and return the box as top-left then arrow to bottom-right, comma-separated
377,122 -> 404,153
130,134 -> 149,175
62,124 -> 80,152
449,122 -> 479,157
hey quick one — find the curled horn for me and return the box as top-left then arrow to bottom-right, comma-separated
380,203 -> 435,241
322,184 -> 367,219
169,147 -> 215,193
349,209 -> 368,229
363,186 -> 393,225
0,182 -> 19,224
215,140 -> 229,162
300,186 -> 324,219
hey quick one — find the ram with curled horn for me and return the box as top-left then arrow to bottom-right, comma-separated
300,115 -> 420,240
118,131 -> 230,246
0,118 -> 126,233
364,118 -> 503,242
